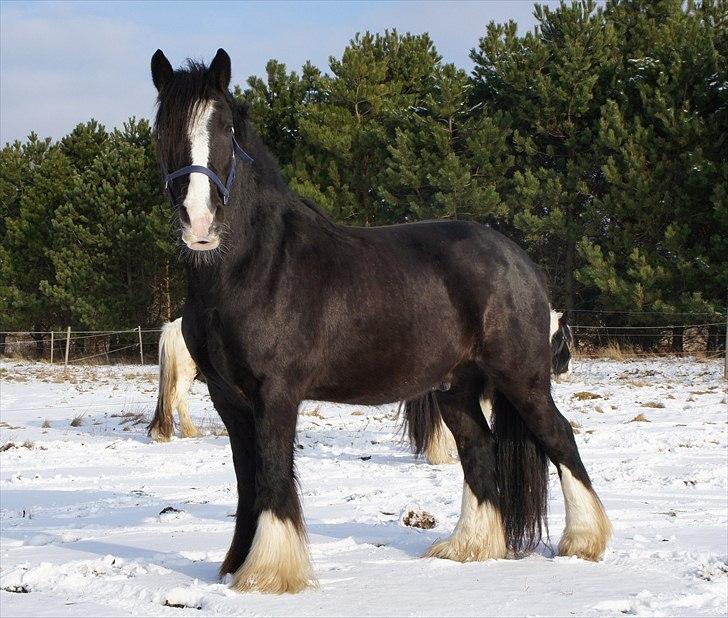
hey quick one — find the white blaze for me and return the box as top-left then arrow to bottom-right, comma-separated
184,101 -> 216,239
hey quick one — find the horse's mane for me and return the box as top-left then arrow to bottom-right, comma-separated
298,196 -> 333,221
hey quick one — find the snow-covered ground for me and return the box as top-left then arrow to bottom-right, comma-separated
1,357 -> 726,617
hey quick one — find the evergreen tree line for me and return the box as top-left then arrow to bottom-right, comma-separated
2,1 -> 726,346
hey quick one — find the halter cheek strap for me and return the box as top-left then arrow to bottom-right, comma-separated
161,133 -> 253,205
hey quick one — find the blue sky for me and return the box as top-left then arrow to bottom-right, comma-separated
1,1 -> 558,144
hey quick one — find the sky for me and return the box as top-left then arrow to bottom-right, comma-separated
0,1 -> 559,144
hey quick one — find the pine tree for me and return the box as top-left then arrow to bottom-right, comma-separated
59,120 -> 109,172
470,0 -> 620,310
237,60 -> 323,167
42,119 -> 181,329
286,30 -> 443,224
379,63 -> 513,224
576,0 -> 728,317
0,135 -> 74,332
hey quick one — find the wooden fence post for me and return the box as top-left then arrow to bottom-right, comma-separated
50,331 -> 54,364
64,327 -> 71,367
138,326 -> 144,365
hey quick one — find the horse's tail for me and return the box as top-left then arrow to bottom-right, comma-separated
148,319 -> 180,441
491,389 -> 549,555
401,391 -> 458,464
401,391 -> 442,457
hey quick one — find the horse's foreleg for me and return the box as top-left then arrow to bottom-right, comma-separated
208,386 -> 257,577
425,383 -> 506,562
231,386 -> 315,594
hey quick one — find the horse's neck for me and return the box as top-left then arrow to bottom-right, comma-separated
185,126 -> 335,299
185,185 -> 283,300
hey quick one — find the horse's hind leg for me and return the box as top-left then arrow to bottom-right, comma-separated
176,369 -> 201,438
424,418 -> 458,465
425,376 -> 507,562
498,372 -> 611,561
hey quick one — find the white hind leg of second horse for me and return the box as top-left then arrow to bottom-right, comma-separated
170,320 -> 201,438
424,419 -> 458,464
176,368 -> 200,438
151,318 -> 201,441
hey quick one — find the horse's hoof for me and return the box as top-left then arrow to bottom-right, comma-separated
180,426 -> 201,439
557,513 -> 611,561
149,428 -> 172,443
231,511 -> 317,594
557,471 -> 612,561
424,534 -> 507,562
423,488 -> 507,562
232,568 -> 313,594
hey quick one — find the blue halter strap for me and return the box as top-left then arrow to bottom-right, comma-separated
162,133 -> 253,205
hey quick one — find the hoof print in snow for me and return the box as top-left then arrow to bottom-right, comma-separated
401,508 -> 436,530
163,588 -> 203,610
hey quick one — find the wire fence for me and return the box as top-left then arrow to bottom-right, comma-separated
0,310 -> 726,366
566,310 -> 726,359
0,327 -> 162,366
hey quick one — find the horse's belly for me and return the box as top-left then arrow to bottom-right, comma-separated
308,341 -> 463,405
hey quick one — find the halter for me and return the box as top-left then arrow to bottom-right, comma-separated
161,131 -> 253,205
552,324 -> 572,356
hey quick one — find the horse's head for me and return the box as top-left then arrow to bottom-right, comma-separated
550,310 -> 574,377
151,48 -> 249,252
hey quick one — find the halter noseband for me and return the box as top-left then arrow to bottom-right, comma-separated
161,132 -> 253,205
552,324 -> 572,356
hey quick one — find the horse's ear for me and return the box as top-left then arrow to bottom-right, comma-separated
151,49 -> 174,92
208,48 -> 231,91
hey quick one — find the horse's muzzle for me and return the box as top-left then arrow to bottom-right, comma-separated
182,226 -> 220,251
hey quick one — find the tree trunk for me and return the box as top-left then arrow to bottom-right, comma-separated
671,327 -> 684,354
564,228 -> 576,312
31,333 -> 46,359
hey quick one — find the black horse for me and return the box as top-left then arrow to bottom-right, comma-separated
151,49 -> 610,594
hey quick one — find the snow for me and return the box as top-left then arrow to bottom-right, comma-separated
1,358 -> 726,617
